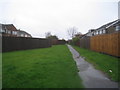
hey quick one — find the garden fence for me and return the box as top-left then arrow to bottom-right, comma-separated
90,32 -> 120,57
80,36 -> 90,49
2,36 -> 51,52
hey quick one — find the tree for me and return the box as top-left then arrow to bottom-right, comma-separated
45,32 -> 52,38
72,36 -> 80,45
48,35 -> 58,40
45,32 -> 58,39
67,26 -> 78,39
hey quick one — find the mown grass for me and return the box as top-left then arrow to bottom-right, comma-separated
3,45 -> 83,88
73,45 -> 119,82
0,53 -> 2,89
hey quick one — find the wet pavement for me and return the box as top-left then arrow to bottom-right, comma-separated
67,45 -> 118,88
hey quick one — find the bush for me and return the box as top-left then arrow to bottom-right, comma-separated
72,37 -> 80,46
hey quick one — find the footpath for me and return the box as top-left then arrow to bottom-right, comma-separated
67,45 -> 118,88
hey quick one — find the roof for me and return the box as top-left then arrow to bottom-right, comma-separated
97,19 -> 120,30
2,24 -> 17,31
18,30 -> 32,36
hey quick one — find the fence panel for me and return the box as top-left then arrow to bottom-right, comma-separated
2,36 -> 51,52
90,32 -> 120,57
80,36 -> 90,49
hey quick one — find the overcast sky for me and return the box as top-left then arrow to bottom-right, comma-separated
0,0 -> 119,40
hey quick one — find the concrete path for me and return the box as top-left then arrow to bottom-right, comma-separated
67,45 -> 118,88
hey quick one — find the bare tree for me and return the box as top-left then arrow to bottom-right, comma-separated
67,26 -> 78,39
45,32 -> 52,38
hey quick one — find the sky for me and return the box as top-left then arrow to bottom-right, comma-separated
0,0 -> 119,40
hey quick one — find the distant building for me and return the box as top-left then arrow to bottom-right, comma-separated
0,24 -> 18,37
17,30 -> 32,37
75,32 -> 83,38
0,24 -> 32,38
0,24 -> 2,37
118,1 -> 120,19
83,19 -> 120,38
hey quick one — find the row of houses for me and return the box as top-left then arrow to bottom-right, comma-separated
0,24 -> 32,37
78,19 -> 120,57
83,19 -> 120,38
79,19 -> 120,47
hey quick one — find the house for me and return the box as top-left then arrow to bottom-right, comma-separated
0,24 -> 32,38
17,30 -> 32,37
75,32 -> 83,38
79,19 -> 120,48
85,19 -> 120,37
106,19 -> 120,33
0,24 -> 2,37
0,24 -> 18,37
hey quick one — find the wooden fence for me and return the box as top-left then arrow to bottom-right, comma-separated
2,36 -> 51,52
90,32 -> 120,57
80,36 -> 90,49
51,39 -> 66,45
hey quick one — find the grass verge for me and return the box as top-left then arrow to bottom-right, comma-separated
0,53 -> 2,89
73,45 -> 119,82
3,45 -> 83,88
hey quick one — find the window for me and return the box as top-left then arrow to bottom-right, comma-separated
94,32 -> 95,35
0,29 -> 2,33
25,35 -> 28,37
96,31 -> 98,35
8,31 -> 11,34
98,31 -> 100,34
2,29 -> 5,33
12,31 -> 17,35
103,30 -> 106,33
13,31 -> 17,35
5,30 -> 8,33
90,33 -> 92,36
21,34 -> 24,37
100,30 -> 102,34
116,25 -> 120,31
3,29 -> 5,33
12,31 -> 14,35
14,31 -> 17,35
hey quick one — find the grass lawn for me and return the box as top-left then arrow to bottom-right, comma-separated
73,45 -> 119,82
0,53 -> 2,89
3,45 -> 83,88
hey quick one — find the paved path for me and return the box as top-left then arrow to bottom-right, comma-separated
67,45 -> 118,88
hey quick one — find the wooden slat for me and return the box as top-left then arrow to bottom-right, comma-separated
90,32 -> 120,57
